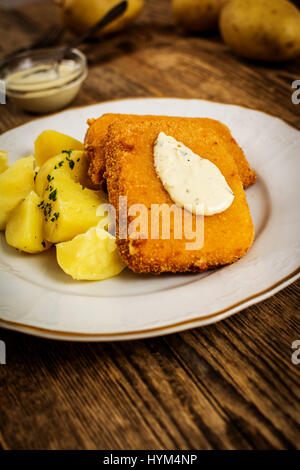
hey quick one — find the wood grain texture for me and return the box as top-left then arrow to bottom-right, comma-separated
0,0 -> 300,450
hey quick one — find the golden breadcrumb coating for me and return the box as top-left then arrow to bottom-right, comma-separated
85,113 -> 257,189
105,118 -> 255,274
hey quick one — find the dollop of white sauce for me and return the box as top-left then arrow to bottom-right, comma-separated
154,132 -> 234,216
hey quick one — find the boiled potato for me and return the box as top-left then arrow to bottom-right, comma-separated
5,191 -> 51,253
35,150 -> 92,196
172,0 -> 227,32
34,130 -> 84,167
56,226 -> 125,280
0,151 -> 8,174
219,0 -> 300,61
0,155 -> 35,230
43,170 -> 108,243
58,0 -> 144,37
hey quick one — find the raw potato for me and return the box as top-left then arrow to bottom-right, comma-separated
34,130 -> 84,167
172,0 -> 227,32
220,0 -> 300,61
0,155 -> 35,230
0,151 -> 8,174
5,191 -> 51,253
58,0 -> 144,37
43,170 -> 108,243
35,150 -> 92,196
56,226 -> 125,280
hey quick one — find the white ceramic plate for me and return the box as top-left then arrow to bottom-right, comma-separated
0,98 -> 299,341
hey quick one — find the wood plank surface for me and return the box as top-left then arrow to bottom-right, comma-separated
0,0 -> 300,450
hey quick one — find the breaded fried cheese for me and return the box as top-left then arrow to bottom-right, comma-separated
85,114 -> 117,188
85,113 -> 257,189
105,118 -> 255,274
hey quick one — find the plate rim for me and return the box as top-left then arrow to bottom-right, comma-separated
0,97 -> 299,341
1,96 -> 299,136
0,268 -> 299,341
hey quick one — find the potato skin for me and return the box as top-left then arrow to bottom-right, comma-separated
219,0 -> 300,61
172,0 -> 227,32
60,0 -> 144,37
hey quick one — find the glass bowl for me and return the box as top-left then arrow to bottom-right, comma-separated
0,47 -> 88,114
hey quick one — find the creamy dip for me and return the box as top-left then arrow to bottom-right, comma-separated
6,62 -> 81,93
154,132 -> 234,216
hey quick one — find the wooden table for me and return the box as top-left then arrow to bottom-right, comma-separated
0,0 -> 300,450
